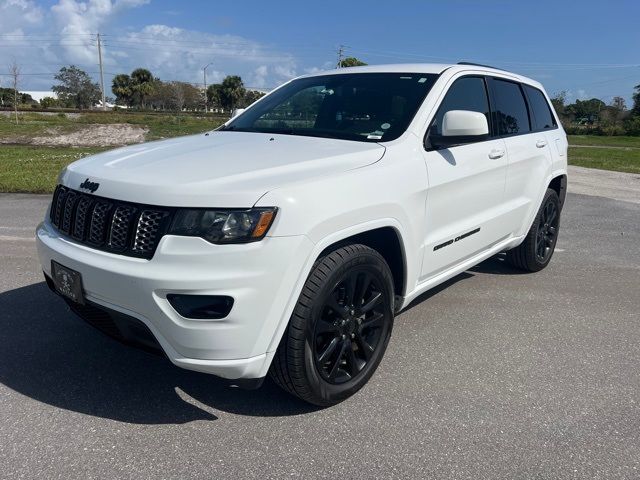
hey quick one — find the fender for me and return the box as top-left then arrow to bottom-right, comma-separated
516,168 -> 568,240
264,217 -> 408,355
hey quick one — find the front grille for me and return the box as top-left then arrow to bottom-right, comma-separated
49,185 -> 172,259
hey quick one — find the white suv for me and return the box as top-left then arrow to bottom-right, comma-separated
37,63 -> 567,406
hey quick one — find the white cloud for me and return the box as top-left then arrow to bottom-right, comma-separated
251,65 -> 269,88
303,61 -> 335,76
273,64 -> 297,80
0,0 -> 43,32
103,24 -> 299,88
0,0 -> 305,94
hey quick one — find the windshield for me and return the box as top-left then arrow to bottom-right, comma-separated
221,73 -> 439,142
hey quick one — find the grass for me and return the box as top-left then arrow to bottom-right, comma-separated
75,112 -> 226,140
567,135 -> 640,173
0,146 -> 106,193
0,111 -> 225,142
568,146 -> 640,174
567,135 -> 640,148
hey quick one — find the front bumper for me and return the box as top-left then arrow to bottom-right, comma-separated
36,219 -> 314,379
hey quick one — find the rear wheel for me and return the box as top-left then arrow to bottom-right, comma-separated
270,244 -> 395,406
506,188 -> 561,272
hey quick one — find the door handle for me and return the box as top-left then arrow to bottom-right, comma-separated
488,148 -> 505,159
536,139 -> 547,148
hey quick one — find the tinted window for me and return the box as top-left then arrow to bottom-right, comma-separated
491,79 -> 530,135
430,77 -> 489,136
524,85 -> 556,130
222,73 -> 438,142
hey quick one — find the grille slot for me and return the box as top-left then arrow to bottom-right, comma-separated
133,210 -> 167,255
48,185 -> 171,259
72,197 -> 94,240
61,191 -> 78,233
108,205 -> 137,251
88,201 -> 113,245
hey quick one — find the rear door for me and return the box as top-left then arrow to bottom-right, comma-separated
488,78 -> 553,236
524,83 -> 566,178
420,76 -> 509,280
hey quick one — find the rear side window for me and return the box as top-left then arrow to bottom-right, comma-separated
430,77 -> 490,136
524,85 -> 556,131
491,79 -> 531,136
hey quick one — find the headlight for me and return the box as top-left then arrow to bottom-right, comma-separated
169,207 -> 277,244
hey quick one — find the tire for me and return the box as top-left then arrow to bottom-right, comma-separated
506,188 -> 561,272
270,244 -> 395,406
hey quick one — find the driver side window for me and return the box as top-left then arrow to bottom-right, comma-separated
430,77 -> 490,137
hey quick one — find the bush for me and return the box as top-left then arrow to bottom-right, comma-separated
40,97 -> 59,109
601,124 -> 627,136
624,117 -> 640,136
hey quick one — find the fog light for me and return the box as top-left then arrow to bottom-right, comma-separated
167,294 -> 234,319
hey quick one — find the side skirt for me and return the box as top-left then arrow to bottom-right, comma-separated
398,234 -> 525,311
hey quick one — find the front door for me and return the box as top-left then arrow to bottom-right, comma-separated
420,76 -> 510,280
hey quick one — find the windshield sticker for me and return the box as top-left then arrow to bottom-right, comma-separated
418,77 -> 427,83
381,123 -> 391,130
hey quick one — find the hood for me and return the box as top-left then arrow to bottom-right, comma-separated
60,131 -> 385,207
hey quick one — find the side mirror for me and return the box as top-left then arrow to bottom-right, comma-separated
428,110 -> 489,149
231,108 -> 245,118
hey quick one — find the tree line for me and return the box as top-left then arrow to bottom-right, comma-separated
0,65 -> 266,113
3,62 -> 640,136
110,68 -> 265,112
551,88 -> 640,136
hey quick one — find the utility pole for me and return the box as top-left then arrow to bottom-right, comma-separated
9,60 -> 19,124
203,62 -> 213,113
336,45 -> 345,69
97,33 -> 106,111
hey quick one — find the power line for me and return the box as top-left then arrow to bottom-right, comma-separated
0,33 -> 96,37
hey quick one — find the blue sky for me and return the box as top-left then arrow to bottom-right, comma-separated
2,0 -> 639,104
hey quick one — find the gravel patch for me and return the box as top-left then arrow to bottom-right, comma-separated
31,124 -> 148,147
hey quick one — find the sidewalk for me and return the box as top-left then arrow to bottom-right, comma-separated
567,165 -> 640,204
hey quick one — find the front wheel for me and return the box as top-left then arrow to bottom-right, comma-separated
506,188 -> 561,272
270,244 -> 395,406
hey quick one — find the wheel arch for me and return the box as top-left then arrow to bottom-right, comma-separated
316,226 -> 407,299
548,174 -> 567,210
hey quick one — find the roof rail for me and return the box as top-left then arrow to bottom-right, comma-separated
457,61 -> 505,71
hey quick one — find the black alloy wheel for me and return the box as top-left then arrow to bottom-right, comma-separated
270,244 -> 395,406
535,198 -> 559,263
313,269 -> 388,384
505,188 -> 561,272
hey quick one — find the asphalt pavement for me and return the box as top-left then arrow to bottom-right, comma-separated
1,169 -> 639,479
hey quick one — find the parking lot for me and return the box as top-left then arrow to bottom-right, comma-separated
1,171 -> 639,479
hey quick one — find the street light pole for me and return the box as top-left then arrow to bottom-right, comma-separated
203,62 -> 213,113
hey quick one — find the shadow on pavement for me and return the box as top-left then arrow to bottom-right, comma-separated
400,254 -> 524,313
0,255 -> 522,424
469,253 -> 529,275
0,282 -> 318,425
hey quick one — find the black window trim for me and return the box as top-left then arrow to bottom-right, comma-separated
522,84 -> 559,133
424,74 -> 496,152
486,76 -> 534,139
